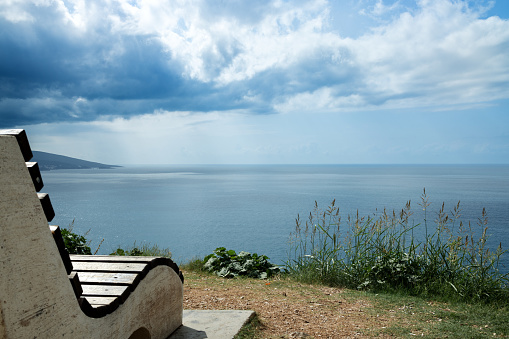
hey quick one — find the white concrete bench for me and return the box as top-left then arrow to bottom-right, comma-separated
0,129 -> 184,339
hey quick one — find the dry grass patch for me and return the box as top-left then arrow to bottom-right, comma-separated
183,270 -> 409,338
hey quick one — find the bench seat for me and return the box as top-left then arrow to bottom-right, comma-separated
70,255 -> 184,317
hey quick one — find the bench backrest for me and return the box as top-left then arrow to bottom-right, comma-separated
1,129 -> 83,336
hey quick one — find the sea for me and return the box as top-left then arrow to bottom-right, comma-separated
42,164 -> 509,272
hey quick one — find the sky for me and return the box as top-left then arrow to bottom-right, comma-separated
1,0 -> 509,165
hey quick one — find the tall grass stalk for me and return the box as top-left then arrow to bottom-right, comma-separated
110,241 -> 172,258
285,189 -> 508,304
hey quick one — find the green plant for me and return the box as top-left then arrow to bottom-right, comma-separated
61,219 -> 103,255
203,247 -> 280,279
360,252 -> 423,290
180,257 -> 207,272
110,241 -> 172,258
61,227 -> 92,255
286,189 -> 509,304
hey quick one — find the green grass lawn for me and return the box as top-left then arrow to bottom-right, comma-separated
365,292 -> 509,338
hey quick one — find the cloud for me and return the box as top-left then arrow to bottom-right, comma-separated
26,109 -> 269,164
276,0 -> 509,112
24,101 -> 509,165
1,0 -> 508,128
360,0 -> 406,19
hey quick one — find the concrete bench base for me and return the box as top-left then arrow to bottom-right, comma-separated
170,310 -> 255,339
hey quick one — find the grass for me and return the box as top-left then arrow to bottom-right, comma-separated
181,268 -> 509,338
110,241 -> 172,258
285,189 -> 509,305
234,314 -> 262,339
366,292 -> 509,338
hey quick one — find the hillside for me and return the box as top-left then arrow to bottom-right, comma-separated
32,151 -> 121,171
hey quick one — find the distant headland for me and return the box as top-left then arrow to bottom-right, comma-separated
32,151 -> 121,171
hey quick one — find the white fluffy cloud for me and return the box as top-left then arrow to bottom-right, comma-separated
276,0 -> 509,112
115,0 -> 509,111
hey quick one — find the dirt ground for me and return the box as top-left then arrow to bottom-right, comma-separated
182,270 -> 397,338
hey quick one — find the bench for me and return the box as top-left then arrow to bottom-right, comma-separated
0,129 -> 184,339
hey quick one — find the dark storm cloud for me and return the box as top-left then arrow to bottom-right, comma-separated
0,2 -> 262,127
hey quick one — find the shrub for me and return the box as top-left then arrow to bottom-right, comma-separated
61,219 -> 103,255
61,227 -> 92,255
203,247 -> 280,279
359,252 -> 423,290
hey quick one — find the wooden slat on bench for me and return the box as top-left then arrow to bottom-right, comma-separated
70,255 -> 160,262
77,272 -> 138,285
26,161 -> 44,192
81,285 -> 129,298
71,261 -> 148,273
85,297 -> 118,306
37,192 -> 55,222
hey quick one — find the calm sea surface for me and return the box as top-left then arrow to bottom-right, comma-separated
42,165 -> 509,271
